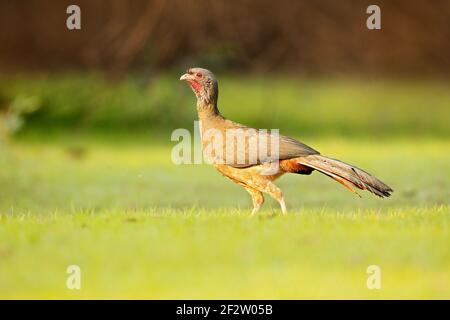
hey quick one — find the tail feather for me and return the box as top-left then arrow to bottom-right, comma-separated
297,155 -> 393,198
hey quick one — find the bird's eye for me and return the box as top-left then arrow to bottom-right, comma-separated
196,73 -> 203,78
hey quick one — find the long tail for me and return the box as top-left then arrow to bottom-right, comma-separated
297,155 -> 393,198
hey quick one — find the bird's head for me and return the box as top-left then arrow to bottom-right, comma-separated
180,67 -> 218,106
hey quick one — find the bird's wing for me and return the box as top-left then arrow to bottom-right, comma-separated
278,134 -> 320,158
216,123 -> 319,168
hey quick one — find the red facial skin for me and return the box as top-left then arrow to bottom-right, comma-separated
188,80 -> 202,94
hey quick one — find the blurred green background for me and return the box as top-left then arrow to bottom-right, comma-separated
0,0 -> 449,299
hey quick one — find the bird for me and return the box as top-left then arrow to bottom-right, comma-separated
180,67 -> 393,215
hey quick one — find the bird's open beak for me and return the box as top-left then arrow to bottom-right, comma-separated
180,73 -> 191,81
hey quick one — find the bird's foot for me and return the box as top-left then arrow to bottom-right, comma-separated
250,206 -> 261,216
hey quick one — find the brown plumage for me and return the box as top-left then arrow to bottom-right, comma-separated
180,68 -> 393,214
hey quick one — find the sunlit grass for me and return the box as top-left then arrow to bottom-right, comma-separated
0,207 -> 448,299
0,138 -> 449,299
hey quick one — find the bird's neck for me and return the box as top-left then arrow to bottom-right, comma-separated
196,101 -> 222,121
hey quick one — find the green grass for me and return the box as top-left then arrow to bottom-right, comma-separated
0,137 -> 449,299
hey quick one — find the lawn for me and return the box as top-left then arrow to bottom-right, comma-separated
0,137 -> 449,299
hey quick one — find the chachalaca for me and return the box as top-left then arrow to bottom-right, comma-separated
180,68 -> 392,214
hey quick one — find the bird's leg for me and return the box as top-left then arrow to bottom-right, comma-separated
244,186 -> 264,215
264,182 -> 287,215
278,197 -> 287,215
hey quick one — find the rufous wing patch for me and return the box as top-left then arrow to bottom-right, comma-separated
280,159 -> 314,175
